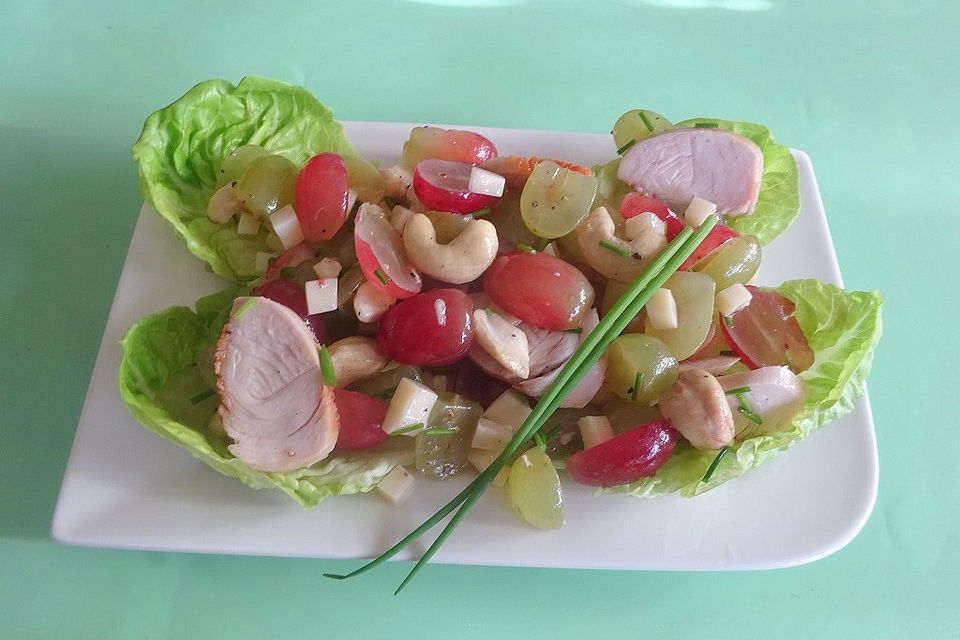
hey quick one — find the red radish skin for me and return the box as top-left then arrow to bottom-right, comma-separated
483,251 -> 595,331
718,286 -> 815,374
295,153 -> 350,241
377,289 -> 475,366
413,159 -> 500,214
566,420 -> 677,487
332,389 -> 389,451
354,237 -> 419,300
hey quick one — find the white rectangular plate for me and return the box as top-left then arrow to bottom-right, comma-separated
52,122 -> 878,570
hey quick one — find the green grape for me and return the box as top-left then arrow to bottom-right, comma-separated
600,396 -> 665,433
612,109 -> 673,151
600,279 -> 644,333
234,154 -> 297,218
217,144 -> 268,187
507,447 -> 564,530
343,154 -> 384,204
414,392 -> 482,479
424,210 -> 471,244
346,364 -> 422,400
485,190 -> 542,250
520,161 -> 598,239
695,235 -> 762,290
605,334 -> 678,403
645,271 -> 716,360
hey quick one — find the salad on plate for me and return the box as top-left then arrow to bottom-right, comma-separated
123,77 -> 881,543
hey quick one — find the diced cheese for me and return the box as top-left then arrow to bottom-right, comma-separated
541,242 -> 558,257
645,287 -> 679,330
483,389 -> 532,431
577,415 -> 615,450
236,211 -> 260,236
684,196 -> 718,228
466,449 -> 511,487
270,204 -> 304,249
381,378 -> 438,436
305,278 -> 339,315
468,166 -> 506,197
313,257 -> 342,279
717,283 -> 753,317
471,417 -> 513,452
376,465 -> 415,505
623,211 -> 666,241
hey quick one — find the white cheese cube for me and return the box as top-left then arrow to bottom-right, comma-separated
305,278 -> 339,315
483,389 -> 532,431
376,465 -> 415,505
578,415 -> 615,450
645,287 -> 679,330
313,257 -> 342,279
623,211 -> 666,241
471,417 -> 513,452
269,204 -> 304,249
717,283 -> 753,317
684,196 -> 718,228
236,211 -> 260,236
468,166 -> 506,197
381,378 -> 438,436
255,251 -> 273,275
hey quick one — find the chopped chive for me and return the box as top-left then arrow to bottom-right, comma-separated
616,139 -> 637,155
324,214 -> 719,592
374,268 -> 389,284
598,240 -> 632,258
384,196 -> 398,208
638,111 -> 655,132
719,349 -> 737,357
737,406 -> 763,425
190,388 -> 216,405
422,428 -> 456,436
232,297 -> 258,320
319,345 -> 337,386
541,423 -> 564,441
736,392 -> 756,415
517,243 -> 536,254
280,267 -> 297,280
533,432 -> 546,450
695,122 -> 719,128
484,306 -> 495,315
725,386 -> 751,396
631,370 -> 643,401
471,207 -> 491,218
390,422 -> 424,436
564,327 -> 583,334
701,446 -> 729,482
723,314 -> 734,327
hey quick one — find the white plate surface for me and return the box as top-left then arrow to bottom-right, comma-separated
52,122 -> 877,570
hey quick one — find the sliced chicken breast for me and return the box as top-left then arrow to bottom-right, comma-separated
718,365 -> 807,436
216,297 -> 339,472
618,128 -> 763,216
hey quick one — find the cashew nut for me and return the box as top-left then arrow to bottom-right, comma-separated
389,205 -> 417,233
658,368 -> 734,450
576,206 -> 667,282
327,335 -> 389,388
402,213 -> 499,284
473,309 -> 530,379
381,164 -> 413,200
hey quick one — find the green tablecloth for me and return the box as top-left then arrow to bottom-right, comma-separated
2,1 -> 955,636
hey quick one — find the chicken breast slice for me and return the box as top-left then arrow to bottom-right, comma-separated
617,128 -> 763,217
718,365 -> 807,436
216,297 -> 339,472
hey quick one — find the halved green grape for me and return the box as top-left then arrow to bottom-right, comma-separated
507,447 -> 564,530
217,144 -> 269,187
485,190 -> 542,250
605,333 -> 678,403
234,154 -> 297,218
611,109 -> 673,151
695,234 -> 762,290
600,279 -> 644,333
646,271 -> 716,360
343,154 -> 384,204
346,364 -> 423,401
600,397 -> 665,434
520,161 -> 598,239
414,392 -> 482,479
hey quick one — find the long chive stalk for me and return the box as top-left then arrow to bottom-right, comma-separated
326,216 -> 718,591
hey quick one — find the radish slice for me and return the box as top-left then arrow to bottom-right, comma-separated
413,159 -> 500,214
354,203 -> 422,299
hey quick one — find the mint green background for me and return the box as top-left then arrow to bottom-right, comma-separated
1,1 -> 956,637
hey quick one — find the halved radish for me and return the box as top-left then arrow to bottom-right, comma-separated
353,203 -> 422,299
413,159 -> 501,214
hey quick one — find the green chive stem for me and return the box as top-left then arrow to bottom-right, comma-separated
598,240 -> 632,258
422,428 -> 456,436
517,243 -> 536,254
695,122 -> 719,128
616,139 -> 637,155
638,111 -> 655,132
389,422 -> 424,436
737,406 -> 763,425
533,432 -> 546,450
725,386 -> 751,396
374,269 -> 389,285
631,371 -> 643,402
701,446 -> 729,482
189,388 -> 216,405
472,207 -> 491,218
319,345 -> 337,387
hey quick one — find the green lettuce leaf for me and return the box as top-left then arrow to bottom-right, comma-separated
592,117 -> 799,246
132,77 -> 354,282
676,118 -> 800,246
118,287 -> 413,509
604,279 -> 882,498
